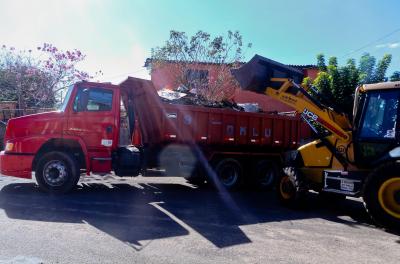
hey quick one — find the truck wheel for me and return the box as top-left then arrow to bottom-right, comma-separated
253,160 -> 279,190
277,167 -> 306,206
35,151 -> 80,194
363,162 -> 400,230
214,158 -> 243,190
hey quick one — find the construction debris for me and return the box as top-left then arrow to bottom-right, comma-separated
157,88 -> 186,100
158,88 -> 244,111
237,103 -> 261,112
158,86 -> 292,115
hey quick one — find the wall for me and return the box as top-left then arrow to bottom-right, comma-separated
302,68 -> 319,80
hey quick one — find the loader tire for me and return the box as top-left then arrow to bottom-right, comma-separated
277,167 -> 306,207
363,162 -> 400,231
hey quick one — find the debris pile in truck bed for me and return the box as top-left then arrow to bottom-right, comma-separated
157,88 -> 245,111
237,103 -> 260,113
157,86 -> 294,116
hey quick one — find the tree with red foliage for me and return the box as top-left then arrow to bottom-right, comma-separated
0,43 -> 98,108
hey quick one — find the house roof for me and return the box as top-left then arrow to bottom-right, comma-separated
144,58 -> 244,68
287,64 -> 318,70
144,58 -> 318,70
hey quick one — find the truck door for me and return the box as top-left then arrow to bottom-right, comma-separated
66,85 -> 119,173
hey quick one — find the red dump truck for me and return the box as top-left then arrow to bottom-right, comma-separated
0,76 -> 310,193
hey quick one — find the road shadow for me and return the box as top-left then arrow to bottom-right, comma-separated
0,178 -> 377,249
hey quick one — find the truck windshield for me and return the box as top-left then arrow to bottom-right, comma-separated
58,85 -> 74,112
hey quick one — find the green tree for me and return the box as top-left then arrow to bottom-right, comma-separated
346,58 -> 359,89
358,53 -> 376,84
316,53 -> 327,71
313,71 -> 332,99
327,56 -> 340,100
328,56 -> 338,67
302,76 -> 312,87
310,53 -> 390,116
390,71 -> 400,81
373,54 -> 392,82
337,62 -> 358,115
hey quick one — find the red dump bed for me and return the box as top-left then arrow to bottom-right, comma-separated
120,77 -> 311,149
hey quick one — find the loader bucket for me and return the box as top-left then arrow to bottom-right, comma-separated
231,54 -> 304,93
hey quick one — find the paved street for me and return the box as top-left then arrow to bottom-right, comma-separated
0,174 -> 398,264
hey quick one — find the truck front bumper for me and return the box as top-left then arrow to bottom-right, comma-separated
0,151 -> 33,179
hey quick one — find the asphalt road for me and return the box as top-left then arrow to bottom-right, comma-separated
0,174 -> 398,264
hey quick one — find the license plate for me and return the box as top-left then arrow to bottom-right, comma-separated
340,180 -> 354,191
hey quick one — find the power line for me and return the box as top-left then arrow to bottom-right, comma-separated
339,27 -> 400,58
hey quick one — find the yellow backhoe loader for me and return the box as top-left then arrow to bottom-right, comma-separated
232,54 -> 400,230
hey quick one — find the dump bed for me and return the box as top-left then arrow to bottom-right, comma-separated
120,77 -> 311,149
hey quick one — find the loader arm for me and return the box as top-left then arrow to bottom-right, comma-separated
266,78 -> 352,142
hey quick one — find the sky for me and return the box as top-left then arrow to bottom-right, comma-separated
0,0 -> 399,84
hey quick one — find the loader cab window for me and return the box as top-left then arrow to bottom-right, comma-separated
73,88 -> 113,112
359,90 -> 398,139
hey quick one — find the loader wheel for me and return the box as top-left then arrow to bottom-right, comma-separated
363,162 -> 400,230
214,158 -> 243,190
277,167 -> 306,206
35,151 -> 80,194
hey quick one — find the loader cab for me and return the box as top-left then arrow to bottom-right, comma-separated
353,82 -> 400,166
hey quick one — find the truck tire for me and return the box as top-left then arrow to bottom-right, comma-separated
253,160 -> 279,190
113,146 -> 141,176
277,167 -> 306,207
35,151 -> 80,194
363,162 -> 400,230
214,158 -> 243,190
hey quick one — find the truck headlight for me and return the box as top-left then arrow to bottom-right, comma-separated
5,142 -> 14,152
